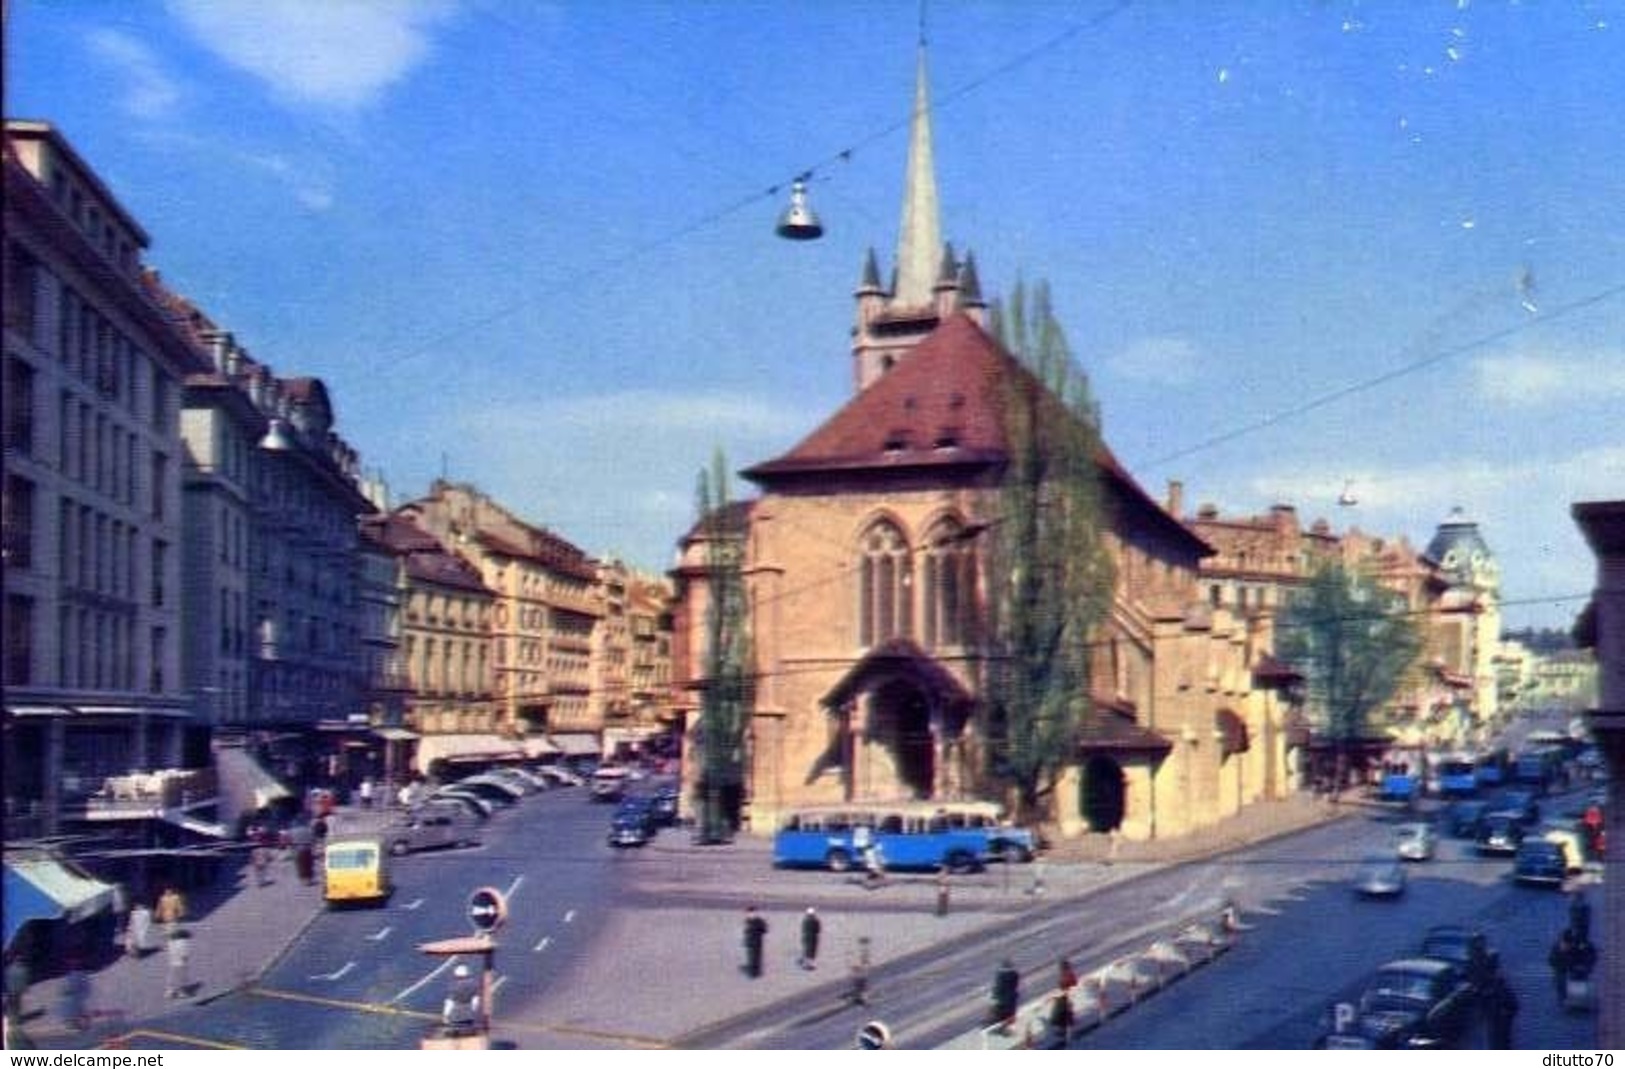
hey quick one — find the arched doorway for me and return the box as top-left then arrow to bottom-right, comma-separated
1080,755 -> 1126,832
873,680 -> 934,798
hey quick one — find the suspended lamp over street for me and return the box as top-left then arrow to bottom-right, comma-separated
775,177 -> 823,241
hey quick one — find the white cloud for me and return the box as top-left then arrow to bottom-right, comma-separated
87,29 -> 181,119
427,388 -> 805,566
166,0 -> 458,110
235,150 -> 336,213
1105,336 -> 1200,386
1473,350 -> 1625,407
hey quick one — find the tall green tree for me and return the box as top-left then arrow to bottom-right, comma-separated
985,280 -> 1115,823
693,449 -> 750,843
1276,561 -> 1422,779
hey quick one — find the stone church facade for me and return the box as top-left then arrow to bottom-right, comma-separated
672,48 -> 1301,842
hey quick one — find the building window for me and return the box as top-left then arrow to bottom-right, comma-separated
1,474 -> 34,569
4,595 -> 33,685
4,358 -> 34,456
150,452 -> 168,519
150,626 -> 166,693
922,517 -> 975,649
3,243 -> 38,342
151,539 -> 168,607
857,519 -> 911,648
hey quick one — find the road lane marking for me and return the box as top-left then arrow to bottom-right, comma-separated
503,874 -> 525,901
248,985 -> 438,1021
392,955 -> 454,1004
368,926 -> 393,942
115,1029 -> 245,1050
401,897 -> 425,910
310,961 -> 355,981
533,935 -> 551,952
563,909 -> 576,923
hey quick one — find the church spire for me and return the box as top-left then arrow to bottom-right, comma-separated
894,41 -> 942,309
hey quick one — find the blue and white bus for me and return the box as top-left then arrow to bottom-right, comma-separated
1433,754 -> 1478,798
772,802 -> 1027,874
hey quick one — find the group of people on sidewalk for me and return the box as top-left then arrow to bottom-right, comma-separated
738,906 -> 871,1006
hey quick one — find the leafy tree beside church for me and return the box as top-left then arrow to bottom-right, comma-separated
984,280 -> 1115,824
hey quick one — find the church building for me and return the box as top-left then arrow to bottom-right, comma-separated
672,46 -> 1301,841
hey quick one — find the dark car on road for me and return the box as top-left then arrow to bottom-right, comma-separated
1494,789 -> 1541,827
613,796 -> 659,837
1476,813 -> 1524,855
1444,800 -> 1491,840
651,786 -> 681,827
1419,924 -> 1499,993
1321,959 -> 1475,1049
1513,840 -> 1567,887
607,812 -> 653,848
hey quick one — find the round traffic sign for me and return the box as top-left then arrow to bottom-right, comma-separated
855,1020 -> 891,1050
467,887 -> 507,932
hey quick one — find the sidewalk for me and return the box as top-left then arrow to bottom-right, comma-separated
10,804 -> 395,1047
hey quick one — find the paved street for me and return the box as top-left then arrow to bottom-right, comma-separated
6,781 -> 1603,1051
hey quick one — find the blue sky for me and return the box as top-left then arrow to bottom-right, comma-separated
8,1 -> 1622,630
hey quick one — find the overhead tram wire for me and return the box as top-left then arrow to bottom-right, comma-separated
364,1 -> 1136,374
1141,279 -> 1625,472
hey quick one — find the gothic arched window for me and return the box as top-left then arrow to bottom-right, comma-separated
857,520 -> 912,648
922,517 -> 975,649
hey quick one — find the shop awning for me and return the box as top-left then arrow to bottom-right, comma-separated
4,704 -> 73,717
372,727 -> 419,742
547,733 -> 602,757
4,854 -> 120,949
522,737 -> 559,758
216,746 -> 294,816
415,734 -> 524,771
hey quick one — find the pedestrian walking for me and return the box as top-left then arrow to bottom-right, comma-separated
165,930 -> 192,999
124,902 -> 153,956
936,869 -> 951,916
799,907 -> 822,970
844,937 -> 872,1006
1482,972 -> 1517,1049
742,906 -> 768,979
358,777 -> 375,809
863,842 -> 887,888
1549,929 -> 1578,1005
3,951 -> 29,1025
991,958 -> 1020,1033
1058,957 -> 1078,996
292,824 -> 316,884
253,845 -> 273,887
155,886 -> 186,941
59,957 -> 90,1031
1027,855 -> 1047,897
1569,890 -> 1591,942
1046,990 -> 1075,1048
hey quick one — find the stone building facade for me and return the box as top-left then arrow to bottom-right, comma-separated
670,49 -> 1300,841
3,122 -> 206,837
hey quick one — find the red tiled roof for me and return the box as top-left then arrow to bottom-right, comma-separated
744,313 -> 1209,556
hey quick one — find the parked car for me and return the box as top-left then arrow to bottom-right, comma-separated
590,766 -> 630,802
1321,959 -> 1475,1049
482,767 -> 546,794
534,764 -> 585,788
386,805 -> 482,855
1512,840 -> 1567,887
607,812 -> 653,848
1444,800 -> 1491,840
447,776 -> 523,807
1418,924 -> 1499,993
614,796 -> 659,836
1394,822 -> 1436,861
1475,813 -> 1524,855
427,788 -> 494,820
651,786 -> 681,827
1494,789 -> 1541,827
1353,857 -> 1407,897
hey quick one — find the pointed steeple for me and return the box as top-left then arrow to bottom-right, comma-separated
958,250 -> 985,311
894,42 -> 942,309
857,247 -> 883,294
